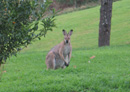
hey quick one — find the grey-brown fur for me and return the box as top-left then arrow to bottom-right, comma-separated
45,29 -> 73,70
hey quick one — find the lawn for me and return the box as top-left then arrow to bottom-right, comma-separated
0,0 -> 130,92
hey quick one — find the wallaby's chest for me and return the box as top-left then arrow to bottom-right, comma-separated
63,45 -> 71,56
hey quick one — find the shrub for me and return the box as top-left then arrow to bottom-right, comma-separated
55,0 -> 98,8
0,0 -> 55,65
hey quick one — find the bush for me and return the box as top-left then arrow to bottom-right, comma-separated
0,0 -> 55,65
55,0 -> 98,8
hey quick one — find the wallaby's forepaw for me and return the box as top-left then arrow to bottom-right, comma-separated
65,62 -> 69,67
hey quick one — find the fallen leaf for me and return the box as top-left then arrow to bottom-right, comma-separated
73,65 -> 76,68
90,56 -> 95,59
3,71 -> 6,73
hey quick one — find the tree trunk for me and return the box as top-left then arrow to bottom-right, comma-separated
0,52 -> 3,67
98,0 -> 113,47
0,58 -> 2,67
74,0 -> 77,8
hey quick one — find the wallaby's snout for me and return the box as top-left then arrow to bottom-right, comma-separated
63,29 -> 73,44
66,40 -> 68,43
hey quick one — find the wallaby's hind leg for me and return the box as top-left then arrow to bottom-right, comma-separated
46,52 -> 56,70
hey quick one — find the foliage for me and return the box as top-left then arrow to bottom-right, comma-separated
56,0 -> 98,7
55,0 -> 118,9
0,0 -> 55,64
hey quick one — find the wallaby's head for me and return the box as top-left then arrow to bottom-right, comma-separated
62,29 -> 73,44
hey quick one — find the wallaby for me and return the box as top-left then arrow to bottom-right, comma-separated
45,29 -> 73,70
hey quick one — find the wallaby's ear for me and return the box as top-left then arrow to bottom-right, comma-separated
68,29 -> 73,36
62,29 -> 67,36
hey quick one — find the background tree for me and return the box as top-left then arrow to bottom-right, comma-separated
54,0 -> 98,9
0,0 -> 55,66
98,0 -> 113,47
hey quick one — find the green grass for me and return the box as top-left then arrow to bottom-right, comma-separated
0,0 -> 130,92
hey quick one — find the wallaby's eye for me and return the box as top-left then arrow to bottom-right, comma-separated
65,37 -> 67,39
